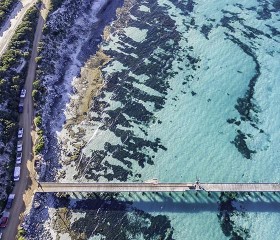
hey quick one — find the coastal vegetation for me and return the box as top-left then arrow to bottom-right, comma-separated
0,5 -> 39,106
0,0 -> 19,28
0,4 -> 39,208
31,1 -> 70,158
0,5 -> 39,143
33,107 -> 45,155
31,1 -> 69,156
34,129 -> 44,154
31,0 -> 87,157
16,227 -> 26,240
34,115 -> 42,127
49,0 -> 65,12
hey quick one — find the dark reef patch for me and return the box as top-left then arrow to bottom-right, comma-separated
200,24 -> 213,39
70,194 -> 174,240
231,130 -> 256,159
218,192 -> 250,239
219,1 -> 277,161
256,2 -> 271,20
265,24 -> 280,37
272,0 -> 280,10
227,118 -> 241,126
223,34 -> 261,159
191,91 -> 197,96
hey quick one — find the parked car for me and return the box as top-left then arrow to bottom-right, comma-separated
5,194 -> 15,209
18,106 -> 23,113
20,89 -> 26,98
0,217 -> 8,228
18,128 -> 23,138
17,141 -> 23,152
0,212 -> 10,228
18,97 -> 24,113
14,166 -> 21,181
16,152 -> 22,164
18,104 -> 23,113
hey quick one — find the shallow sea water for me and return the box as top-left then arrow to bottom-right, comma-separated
49,0 -> 280,239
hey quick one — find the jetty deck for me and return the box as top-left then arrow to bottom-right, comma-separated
37,182 -> 280,193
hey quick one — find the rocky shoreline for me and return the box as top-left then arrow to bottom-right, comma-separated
22,0 -> 125,238
33,0 -> 124,182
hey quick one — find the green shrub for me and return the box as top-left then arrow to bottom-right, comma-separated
1,119 -> 16,143
35,56 -> 42,63
34,115 -> 42,127
32,89 -> 39,102
33,80 -> 40,89
35,135 -> 44,154
17,227 -> 26,240
50,0 -> 65,12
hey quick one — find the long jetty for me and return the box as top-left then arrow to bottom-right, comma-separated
37,182 -> 280,193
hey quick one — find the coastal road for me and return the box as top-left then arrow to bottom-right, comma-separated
0,0 -> 37,57
2,1 -> 50,240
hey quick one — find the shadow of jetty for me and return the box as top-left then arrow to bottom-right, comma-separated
35,191 -> 280,213
27,191 -> 280,239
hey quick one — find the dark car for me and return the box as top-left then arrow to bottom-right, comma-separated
0,217 -> 8,228
0,212 -> 9,228
5,194 -> 15,209
18,105 -> 23,113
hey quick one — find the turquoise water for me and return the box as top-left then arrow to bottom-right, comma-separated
71,0 -> 280,239
34,0 -> 280,239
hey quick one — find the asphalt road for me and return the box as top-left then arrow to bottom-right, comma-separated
2,1 -> 49,239
0,0 -> 37,57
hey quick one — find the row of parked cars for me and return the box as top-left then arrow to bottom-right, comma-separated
0,89 -> 27,235
18,89 -> 26,113
0,194 -> 15,230
14,89 -> 26,182
14,127 -> 24,182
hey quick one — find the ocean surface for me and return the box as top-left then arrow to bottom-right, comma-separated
28,0 -> 280,239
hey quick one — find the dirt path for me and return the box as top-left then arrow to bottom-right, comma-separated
2,1 -> 50,239
0,0 -> 37,57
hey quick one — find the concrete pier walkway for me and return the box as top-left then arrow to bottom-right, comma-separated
37,182 -> 280,193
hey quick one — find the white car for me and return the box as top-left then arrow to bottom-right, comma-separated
18,128 -> 23,138
17,141 -> 22,152
16,152 -> 22,164
20,89 -> 26,98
